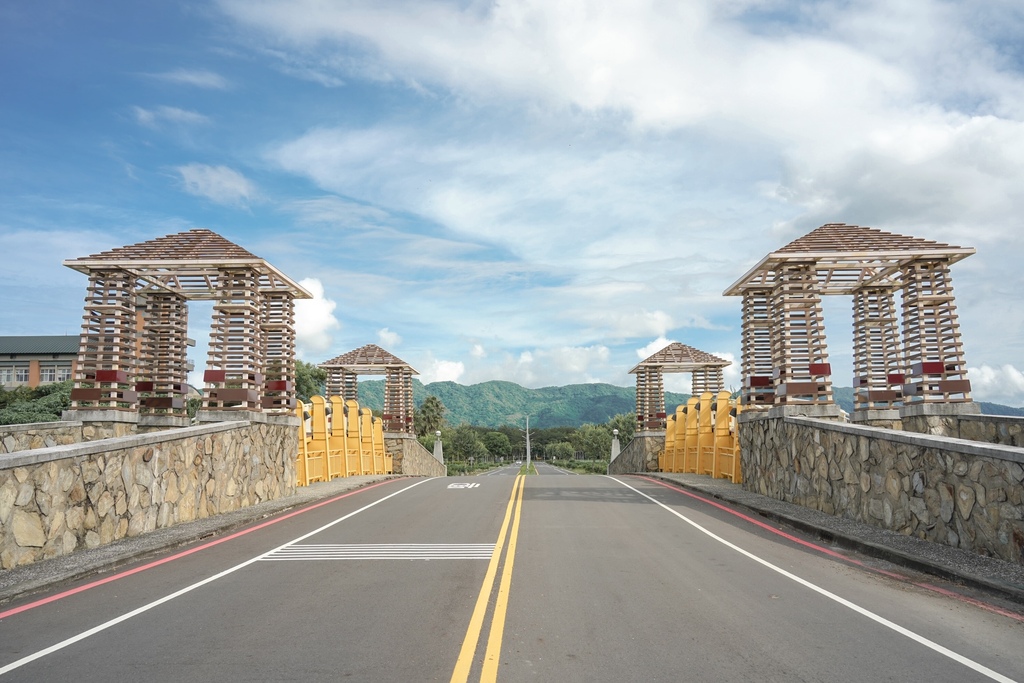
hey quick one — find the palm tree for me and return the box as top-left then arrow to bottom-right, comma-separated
415,395 -> 446,437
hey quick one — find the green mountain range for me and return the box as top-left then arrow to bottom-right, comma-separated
357,379 -> 1024,429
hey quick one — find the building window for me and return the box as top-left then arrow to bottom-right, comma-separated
40,366 -> 57,383
1,365 -> 29,385
56,366 -> 72,382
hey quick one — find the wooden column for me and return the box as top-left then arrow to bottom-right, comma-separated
852,287 -> 903,410
137,290 -> 189,416
325,368 -> 359,401
740,289 -> 774,408
69,270 -> 139,411
770,263 -> 833,405
634,367 -> 666,430
691,367 -> 724,395
342,371 -> 358,401
900,260 -> 972,403
325,368 -> 342,398
634,370 -> 647,432
384,366 -> 414,433
203,268 -> 264,411
261,291 -> 296,413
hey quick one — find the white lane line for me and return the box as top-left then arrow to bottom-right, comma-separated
261,543 -> 495,560
482,467 -> 515,476
0,478 -> 434,678
608,477 -> 1016,683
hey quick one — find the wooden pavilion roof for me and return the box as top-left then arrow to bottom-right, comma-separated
723,223 -> 975,296
320,344 -> 419,375
629,342 -> 730,374
63,229 -> 311,300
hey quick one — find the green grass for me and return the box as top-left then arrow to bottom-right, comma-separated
550,459 -> 608,474
445,460 -> 503,476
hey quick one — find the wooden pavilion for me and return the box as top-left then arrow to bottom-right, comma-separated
63,229 -> 311,418
319,344 -> 417,434
629,343 -> 731,431
723,223 -> 975,413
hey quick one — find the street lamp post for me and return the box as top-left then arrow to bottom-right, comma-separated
522,415 -> 532,473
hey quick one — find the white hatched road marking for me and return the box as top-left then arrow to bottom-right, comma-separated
260,543 -> 496,561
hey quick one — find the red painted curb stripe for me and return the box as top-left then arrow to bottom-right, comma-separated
633,475 -> 1024,623
0,479 -> 399,621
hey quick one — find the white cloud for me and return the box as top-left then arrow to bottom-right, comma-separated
456,344 -> 612,387
714,351 -> 741,393
419,358 -> 465,384
967,364 -> 1024,406
152,68 -> 230,89
206,3 -> 1024,396
470,343 -> 486,359
294,278 -> 341,357
636,337 -> 673,360
133,105 -> 210,128
377,327 -> 401,348
238,1 -> 1024,253
176,164 -> 257,206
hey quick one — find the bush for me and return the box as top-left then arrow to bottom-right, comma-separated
550,459 -> 607,474
446,462 -> 469,476
0,381 -> 72,425
445,459 -> 503,476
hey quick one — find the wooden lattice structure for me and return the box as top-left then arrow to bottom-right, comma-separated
63,229 -> 311,417
724,223 -> 975,411
320,344 -> 418,434
629,343 -> 730,431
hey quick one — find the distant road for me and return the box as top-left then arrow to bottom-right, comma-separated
2,475 -> 1020,682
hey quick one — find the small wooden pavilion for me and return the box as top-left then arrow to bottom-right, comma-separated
723,223 -> 975,412
319,344 -> 417,434
630,343 -> 731,430
63,229 -> 311,418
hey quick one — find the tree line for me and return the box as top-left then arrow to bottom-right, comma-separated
413,395 -> 634,463
295,361 -> 634,464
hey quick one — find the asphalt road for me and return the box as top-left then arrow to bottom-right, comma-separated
1,471 -> 1021,682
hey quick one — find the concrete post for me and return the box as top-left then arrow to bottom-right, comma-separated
433,430 -> 443,463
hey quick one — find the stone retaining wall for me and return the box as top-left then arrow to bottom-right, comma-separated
385,434 -> 446,477
1,422 -> 83,454
0,417 -> 297,569
953,415 -> 1024,447
609,432 -> 663,474
740,413 -> 1024,564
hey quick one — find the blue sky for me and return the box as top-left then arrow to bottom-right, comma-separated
2,1 -> 1024,404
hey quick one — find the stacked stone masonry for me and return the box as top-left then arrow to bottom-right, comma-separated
1,422 -> 84,454
609,432 -> 664,475
0,420 -> 296,569
384,434 -> 446,477
740,413 -> 1024,564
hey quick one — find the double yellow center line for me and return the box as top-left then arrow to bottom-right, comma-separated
450,475 -> 526,683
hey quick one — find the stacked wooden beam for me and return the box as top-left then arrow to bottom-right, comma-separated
70,271 -> 139,411
137,291 -> 189,415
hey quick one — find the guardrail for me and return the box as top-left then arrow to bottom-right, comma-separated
658,391 -> 743,482
295,396 -> 393,486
